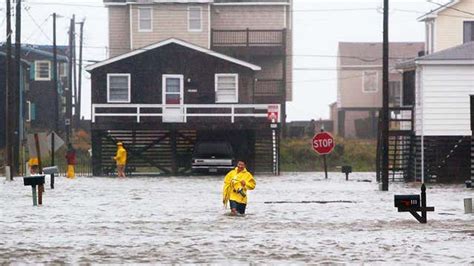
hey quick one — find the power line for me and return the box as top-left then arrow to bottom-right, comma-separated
425,0 -> 474,16
24,7 -> 53,43
24,14 -> 50,44
395,8 -> 474,19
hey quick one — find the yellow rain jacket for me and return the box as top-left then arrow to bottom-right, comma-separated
222,167 -> 256,205
114,146 -> 127,165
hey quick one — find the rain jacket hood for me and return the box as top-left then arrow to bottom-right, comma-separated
222,167 -> 256,206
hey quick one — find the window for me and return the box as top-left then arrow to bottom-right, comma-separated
35,61 -> 51,81
463,21 -> 474,43
59,62 -> 68,77
362,71 -> 378,93
188,7 -> 202,32
107,74 -> 131,103
389,81 -> 401,107
138,7 -> 152,32
26,101 -> 35,122
215,74 -> 238,103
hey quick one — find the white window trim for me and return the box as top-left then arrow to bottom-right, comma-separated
215,73 -> 238,103
138,7 -> 153,32
362,71 -> 378,93
107,73 -> 131,103
162,74 -> 184,105
59,62 -> 68,77
35,60 -> 51,81
188,6 -> 202,32
26,101 -> 31,122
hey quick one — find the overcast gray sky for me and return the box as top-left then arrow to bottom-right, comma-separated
2,0 -> 450,121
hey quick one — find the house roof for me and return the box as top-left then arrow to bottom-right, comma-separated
396,41 -> 474,69
85,38 -> 261,71
338,42 -> 425,67
0,51 -> 31,66
0,43 -> 69,62
417,41 -> 474,62
417,0 -> 460,21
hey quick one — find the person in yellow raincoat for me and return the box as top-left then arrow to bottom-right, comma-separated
222,160 -> 256,215
113,142 -> 127,178
28,157 -> 39,175
65,144 -> 76,179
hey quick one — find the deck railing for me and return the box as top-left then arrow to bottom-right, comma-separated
92,103 -> 281,123
211,29 -> 286,47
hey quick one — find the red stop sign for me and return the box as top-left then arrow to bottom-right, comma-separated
312,132 -> 335,155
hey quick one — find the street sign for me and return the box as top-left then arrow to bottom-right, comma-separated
45,131 -> 65,153
312,132 -> 335,155
267,105 -> 279,122
27,133 -> 49,157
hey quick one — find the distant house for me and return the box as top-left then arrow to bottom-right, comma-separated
335,42 -> 424,139
285,120 -> 333,138
0,52 -> 30,148
0,44 -> 70,133
419,0 -> 474,54
87,0 -> 293,175
396,42 -> 474,182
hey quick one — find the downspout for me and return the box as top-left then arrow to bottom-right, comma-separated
419,65 -> 424,184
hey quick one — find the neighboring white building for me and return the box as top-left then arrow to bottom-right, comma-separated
414,42 -> 474,137
397,41 -> 473,182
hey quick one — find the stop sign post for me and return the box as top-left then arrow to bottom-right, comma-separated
312,131 -> 335,179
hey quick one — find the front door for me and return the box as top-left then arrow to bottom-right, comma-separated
162,75 -> 184,123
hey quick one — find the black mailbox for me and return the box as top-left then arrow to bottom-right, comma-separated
341,166 -> 352,174
394,194 -> 420,208
23,176 -> 45,186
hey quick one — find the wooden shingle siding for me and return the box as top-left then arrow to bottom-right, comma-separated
108,6 -> 131,58
91,43 -> 255,106
211,6 -> 285,29
131,4 -> 210,49
415,65 -> 474,136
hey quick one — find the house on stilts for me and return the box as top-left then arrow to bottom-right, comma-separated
87,0 -> 292,176
390,0 -> 474,182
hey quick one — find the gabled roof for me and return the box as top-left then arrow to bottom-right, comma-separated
85,38 -> 261,71
338,42 -> 424,67
417,41 -> 474,62
417,0 -> 460,21
0,43 -> 69,62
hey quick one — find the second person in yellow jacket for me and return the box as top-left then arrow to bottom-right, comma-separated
222,160 -> 256,215
113,142 -> 127,178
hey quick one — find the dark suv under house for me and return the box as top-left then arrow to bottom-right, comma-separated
191,141 -> 235,174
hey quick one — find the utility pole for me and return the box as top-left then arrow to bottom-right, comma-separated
72,23 -> 77,129
76,20 -> 84,125
53,13 -> 58,131
4,0 -> 12,180
66,15 -> 75,146
381,0 -> 390,191
13,0 -> 22,176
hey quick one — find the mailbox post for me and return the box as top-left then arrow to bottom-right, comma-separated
394,184 -> 434,223
23,176 -> 45,206
341,165 -> 352,181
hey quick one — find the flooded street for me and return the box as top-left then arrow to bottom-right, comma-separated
1,173 -> 473,264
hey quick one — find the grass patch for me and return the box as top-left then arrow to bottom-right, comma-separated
280,137 -> 376,172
